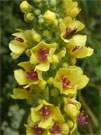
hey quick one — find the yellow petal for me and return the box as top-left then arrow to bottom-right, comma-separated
14,69 -> 28,85
35,62 -> 50,71
77,75 -> 89,89
39,117 -> 53,129
72,46 -> 94,58
18,61 -> 32,71
11,88 -> 29,99
9,40 -> 27,54
31,108 -> 41,123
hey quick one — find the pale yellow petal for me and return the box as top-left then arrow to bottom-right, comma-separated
14,69 -> 28,85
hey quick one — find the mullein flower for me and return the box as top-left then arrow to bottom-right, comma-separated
31,100 -> 64,129
14,61 -> 46,89
48,121 -> 69,135
9,29 -> 41,59
64,98 -> 81,121
30,41 -> 58,71
59,17 -> 85,43
67,35 -> 94,58
26,115 -> 46,135
9,30 -> 28,59
62,0 -> 81,17
53,66 -> 89,95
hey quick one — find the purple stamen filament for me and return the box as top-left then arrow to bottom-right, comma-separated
33,125 -> 43,135
26,69 -> 38,80
50,122 -> 61,134
72,46 -> 80,52
39,105 -> 51,118
37,48 -> 49,62
64,28 -> 76,39
61,76 -> 71,89
16,37 -> 24,42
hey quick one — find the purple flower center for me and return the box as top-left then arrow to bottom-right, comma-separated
50,122 -> 61,134
63,28 -> 76,39
26,70 -> 38,80
72,46 -> 80,52
77,111 -> 88,126
39,105 -> 51,118
33,125 -> 43,135
61,76 -> 71,89
16,37 -> 24,42
37,48 -> 49,62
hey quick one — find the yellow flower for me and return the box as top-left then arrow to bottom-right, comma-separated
26,115 -> 46,135
62,0 -> 81,17
9,29 -> 41,59
67,35 -> 94,58
14,61 -> 46,89
64,98 -> 81,120
11,87 -> 33,104
53,66 -> 89,95
47,121 -> 69,135
31,100 -> 64,129
30,41 -> 58,71
20,0 -> 32,13
9,30 -> 27,59
43,10 -> 57,24
59,17 -> 85,43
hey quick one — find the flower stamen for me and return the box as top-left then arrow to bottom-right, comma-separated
64,28 -> 76,39
26,69 -> 38,80
61,76 -> 71,89
15,37 -> 24,42
50,122 -> 61,134
39,105 -> 51,118
33,125 -> 44,135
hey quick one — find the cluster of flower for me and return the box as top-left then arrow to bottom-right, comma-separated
9,0 -> 93,134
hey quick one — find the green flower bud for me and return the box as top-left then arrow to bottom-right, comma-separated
34,9 -> 41,16
20,1 -> 32,13
50,0 -> 56,6
24,13 -> 34,22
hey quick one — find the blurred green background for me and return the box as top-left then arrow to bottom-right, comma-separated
0,0 -> 101,135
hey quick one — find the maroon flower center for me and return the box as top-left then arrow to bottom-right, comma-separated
50,122 -> 61,134
63,27 -> 76,39
33,125 -> 44,135
26,69 -> 38,80
37,48 -> 49,62
72,46 -> 80,52
16,37 -> 24,42
61,76 -> 71,89
39,105 -> 51,118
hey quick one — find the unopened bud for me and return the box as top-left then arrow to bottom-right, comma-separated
20,1 -> 32,13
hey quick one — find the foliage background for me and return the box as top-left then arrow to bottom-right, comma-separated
0,0 -> 101,134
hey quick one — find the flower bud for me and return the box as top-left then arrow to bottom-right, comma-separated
43,10 -> 57,24
64,98 -> 81,120
32,32 -> 41,42
24,13 -> 34,22
20,1 -> 32,13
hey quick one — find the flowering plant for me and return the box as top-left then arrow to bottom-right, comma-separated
9,0 -> 94,134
